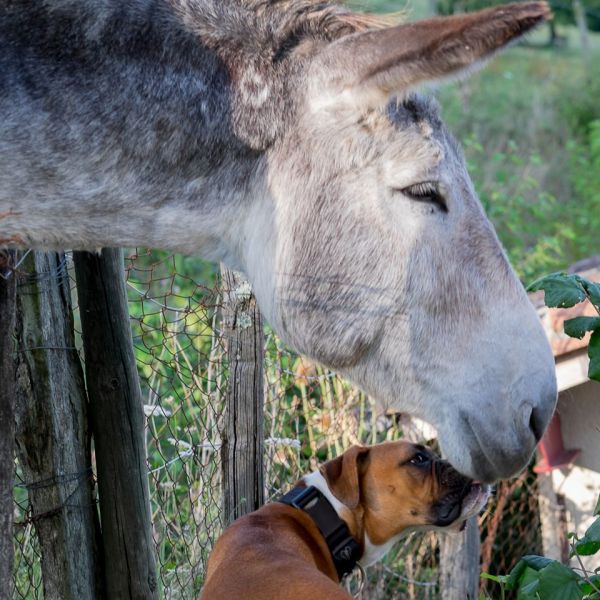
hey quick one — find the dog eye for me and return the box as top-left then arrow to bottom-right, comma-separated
397,182 -> 447,213
409,451 -> 431,467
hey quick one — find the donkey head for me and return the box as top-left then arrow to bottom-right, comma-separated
191,2 -> 558,481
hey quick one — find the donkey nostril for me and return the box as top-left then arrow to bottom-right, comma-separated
529,406 -> 545,443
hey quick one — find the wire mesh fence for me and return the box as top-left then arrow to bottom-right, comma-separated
13,480 -> 44,600
11,250 -> 547,599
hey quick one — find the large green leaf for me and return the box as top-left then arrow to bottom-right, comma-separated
517,567 -> 542,599
507,556 -> 552,591
575,517 -> 600,556
564,317 -> 600,339
589,329 -> 600,383
528,273 -> 587,308
507,559 -> 528,589
535,562 -> 584,600
522,555 -> 555,571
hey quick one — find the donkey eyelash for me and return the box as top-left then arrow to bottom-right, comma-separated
397,182 -> 448,213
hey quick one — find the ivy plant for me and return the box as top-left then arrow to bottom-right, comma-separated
528,272 -> 600,382
482,496 -> 600,599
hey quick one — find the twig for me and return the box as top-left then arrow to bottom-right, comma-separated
571,541 -> 600,597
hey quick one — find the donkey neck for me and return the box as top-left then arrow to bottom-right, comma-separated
0,1 -> 264,261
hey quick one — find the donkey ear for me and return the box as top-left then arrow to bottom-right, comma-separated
310,2 -> 550,112
321,445 -> 370,509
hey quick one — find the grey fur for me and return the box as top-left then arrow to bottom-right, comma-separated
0,0 -> 557,481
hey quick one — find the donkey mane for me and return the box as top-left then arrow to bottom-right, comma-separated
172,0 -> 398,52
166,0 -> 400,147
11,0 -> 393,53
1,0 -> 397,159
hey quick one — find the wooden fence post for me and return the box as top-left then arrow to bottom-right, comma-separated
220,267 -> 265,524
439,516 -> 481,600
0,251 -> 17,600
537,472 -> 567,562
74,248 -> 158,600
13,251 -> 103,600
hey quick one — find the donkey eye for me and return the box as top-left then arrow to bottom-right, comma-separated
399,182 -> 447,213
409,451 -> 431,467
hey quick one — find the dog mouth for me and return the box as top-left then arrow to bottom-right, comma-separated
460,482 -> 491,519
432,481 -> 490,528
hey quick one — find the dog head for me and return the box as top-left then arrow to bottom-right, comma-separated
317,441 -> 490,565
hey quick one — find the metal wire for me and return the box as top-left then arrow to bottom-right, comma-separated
12,249 -> 547,600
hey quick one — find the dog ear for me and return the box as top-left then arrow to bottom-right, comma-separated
321,445 -> 370,509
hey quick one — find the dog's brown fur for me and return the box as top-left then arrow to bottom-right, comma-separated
202,441 -> 487,600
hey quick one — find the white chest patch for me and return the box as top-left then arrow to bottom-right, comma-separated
360,532 -> 407,567
302,471 -> 407,568
302,471 -> 346,515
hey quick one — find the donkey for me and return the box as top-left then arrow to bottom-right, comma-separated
0,0 -> 557,482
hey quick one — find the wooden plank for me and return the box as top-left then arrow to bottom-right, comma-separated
13,251 -> 103,600
74,248 -> 158,600
556,350 -> 589,392
220,267 -> 265,523
0,251 -> 17,600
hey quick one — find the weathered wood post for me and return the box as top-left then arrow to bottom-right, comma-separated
220,267 -> 265,523
439,516 -> 481,600
0,251 -> 17,600
13,251 -> 103,600
537,472 -> 566,562
74,248 -> 158,599
398,417 -> 481,598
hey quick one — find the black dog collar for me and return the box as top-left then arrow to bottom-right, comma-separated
278,485 -> 361,580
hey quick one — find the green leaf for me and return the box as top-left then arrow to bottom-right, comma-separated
522,555 -> 555,571
535,562 -> 584,600
575,517 -> 600,556
507,559 -> 528,589
518,568 -> 542,599
582,280 -> 600,311
481,572 -> 509,584
582,517 -> 600,542
573,539 -> 600,556
589,329 -> 600,383
564,317 -> 600,340
507,557 -> 553,592
579,574 -> 600,596
528,273 -> 587,308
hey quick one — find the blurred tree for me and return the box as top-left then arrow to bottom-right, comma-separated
435,0 -> 600,32
554,0 -> 600,32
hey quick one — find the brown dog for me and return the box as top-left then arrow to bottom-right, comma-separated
201,441 -> 489,600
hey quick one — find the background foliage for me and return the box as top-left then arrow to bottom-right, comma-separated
483,496 -> 600,599
360,0 -> 600,281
